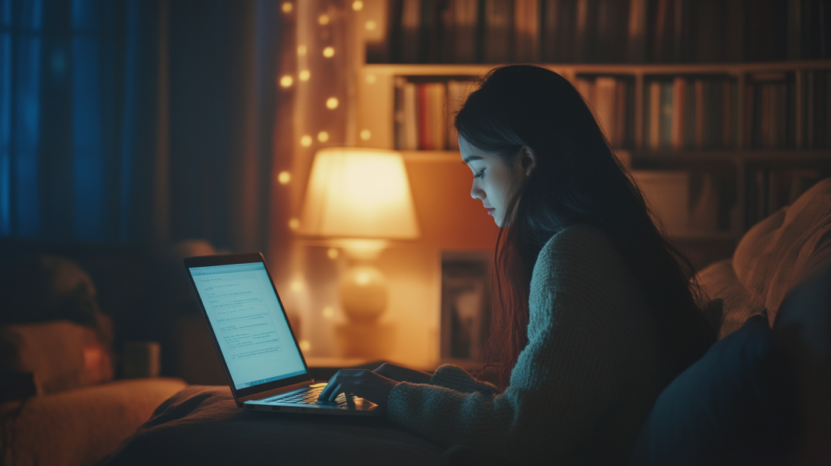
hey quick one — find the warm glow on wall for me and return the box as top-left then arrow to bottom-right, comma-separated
299,70 -> 310,81
281,2 -> 293,13
277,171 -> 291,184
289,218 -> 300,230
322,47 -> 335,58
298,148 -> 420,239
300,135 -> 312,147
352,1 -> 363,11
290,280 -> 303,292
317,131 -> 329,142
279,75 -> 293,88
297,45 -> 307,56
323,306 -> 335,318
326,97 -> 339,109
360,129 -> 371,141
365,20 -> 376,31
318,14 -> 329,25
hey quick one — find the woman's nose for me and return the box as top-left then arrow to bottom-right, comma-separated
470,181 -> 484,200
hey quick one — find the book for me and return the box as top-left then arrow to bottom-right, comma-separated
447,80 -> 478,149
400,0 -> 421,63
514,0 -> 540,63
483,0 -> 512,63
451,0 -> 479,63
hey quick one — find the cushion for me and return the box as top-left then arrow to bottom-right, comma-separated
0,321 -> 111,396
733,177 -> 831,326
630,315 -> 797,466
696,259 -> 762,338
100,385 -> 444,466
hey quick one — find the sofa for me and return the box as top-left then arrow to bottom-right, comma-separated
3,178 -> 831,466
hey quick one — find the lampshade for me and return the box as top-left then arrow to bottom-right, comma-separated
298,148 -> 420,239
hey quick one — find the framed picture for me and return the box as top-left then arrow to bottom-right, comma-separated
440,251 -> 492,366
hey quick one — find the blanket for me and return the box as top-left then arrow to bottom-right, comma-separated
100,386 -> 444,466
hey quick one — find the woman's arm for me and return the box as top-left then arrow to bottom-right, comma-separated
372,363 -> 431,384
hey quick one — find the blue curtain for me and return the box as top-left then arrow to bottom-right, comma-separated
0,0 -> 280,252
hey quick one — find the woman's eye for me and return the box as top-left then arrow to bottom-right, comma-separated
474,169 -> 485,179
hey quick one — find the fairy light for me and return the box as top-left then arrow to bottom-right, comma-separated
317,131 -> 329,142
365,73 -> 376,84
322,307 -> 335,318
279,75 -> 293,88
277,171 -> 291,184
297,45 -> 307,56
323,47 -> 335,58
300,135 -> 312,147
289,218 -> 300,230
318,14 -> 329,25
327,248 -> 339,260
352,1 -> 363,11
290,280 -> 303,292
360,129 -> 371,141
326,97 -> 339,109
299,340 -> 311,351
365,20 -> 376,31
282,2 -> 293,13
299,70 -> 310,81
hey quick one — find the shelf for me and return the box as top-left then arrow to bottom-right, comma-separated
363,60 -> 831,77
632,150 -> 831,162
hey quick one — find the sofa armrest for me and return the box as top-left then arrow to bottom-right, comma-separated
0,378 -> 187,466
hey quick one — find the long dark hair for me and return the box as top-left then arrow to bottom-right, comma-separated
456,65 -> 715,389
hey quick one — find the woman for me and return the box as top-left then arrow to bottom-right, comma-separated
319,65 -> 715,464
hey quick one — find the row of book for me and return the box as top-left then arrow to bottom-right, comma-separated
370,0 -> 830,64
746,70 -> 831,151
393,78 -> 477,151
643,77 -> 739,151
746,168 -> 823,228
575,76 -> 632,148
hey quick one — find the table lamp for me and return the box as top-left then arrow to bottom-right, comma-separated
297,148 -> 420,357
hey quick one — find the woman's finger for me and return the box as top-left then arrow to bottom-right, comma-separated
324,382 -> 343,403
318,372 -> 342,401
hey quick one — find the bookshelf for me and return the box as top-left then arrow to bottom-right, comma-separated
352,2 -> 831,270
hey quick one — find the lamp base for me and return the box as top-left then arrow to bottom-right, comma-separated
333,322 -> 395,359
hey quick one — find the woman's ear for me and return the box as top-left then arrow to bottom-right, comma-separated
520,146 -> 536,177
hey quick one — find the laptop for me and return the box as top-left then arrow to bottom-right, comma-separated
183,252 -> 381,416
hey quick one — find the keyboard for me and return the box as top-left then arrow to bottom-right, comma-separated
265,385 -> 351,407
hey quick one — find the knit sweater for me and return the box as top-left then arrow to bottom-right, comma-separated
387,225 -> 671,465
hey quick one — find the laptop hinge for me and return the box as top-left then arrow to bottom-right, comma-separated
238,381 -> 312,403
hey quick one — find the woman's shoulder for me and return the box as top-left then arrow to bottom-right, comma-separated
532,224 -> 628,288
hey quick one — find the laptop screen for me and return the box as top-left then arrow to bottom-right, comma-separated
187,261 -> 307,390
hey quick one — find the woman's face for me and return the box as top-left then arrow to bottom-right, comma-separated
459,135 -> 534,227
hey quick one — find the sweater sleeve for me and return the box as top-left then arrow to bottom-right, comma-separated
427,365 -> 499,395
387,226 -> 654,464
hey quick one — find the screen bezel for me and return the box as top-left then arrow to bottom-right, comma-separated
183,253 -> 312,400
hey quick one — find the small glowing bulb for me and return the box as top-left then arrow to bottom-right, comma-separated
300,135 -> 312,147
281,2 -> 293,13
318,14 -> 329,25
317,131 -> 329,142
297,45 -> 307,56
365,73 -> 376,84
355,272 -> 371,286
289,218 -> 300,230
322,47 -> 335,58
327,248 -> 339,260
299,70 -> 310,81
299,340 -> 311,352
352,1 -> 363,11
360,129 -> 371,141
290,280 -> 303,292
326,97 -> 339,109
365,20 -> 376,31
322,307 -> 335,318
279,75 -> 293,88
277,171 -> 291,184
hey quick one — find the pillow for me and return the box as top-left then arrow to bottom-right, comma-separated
630,315 -> 797,466
696,259 -> 763,338
733,177 -> 831,326
0,320 -> 113,396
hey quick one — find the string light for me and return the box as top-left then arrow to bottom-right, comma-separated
299,70 -> 310,81
360,129 -> 371,141
281,2 -> 293,13
327,248 -> 339,260
318,14 -> 329,25
326,97 -> 339,109
323,47 -> 335,58
299,340 -> 311,351
289,218 -> 300,230
277,171 -> 291,184
300,135 -> 312,147
290,280 -> 303,291
365,21 -> 376,31
365,73 -> 376,84
297,45 -> 307,56
322,307 -> 335,318
279,75 -> 293,88
317,131 -> 329,142
352,1 -> 363,11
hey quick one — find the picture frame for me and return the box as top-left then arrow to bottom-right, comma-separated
440,251 -> 492,367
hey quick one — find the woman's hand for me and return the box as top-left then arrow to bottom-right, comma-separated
318,369 -> 399,408
373,363 -> 432,384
